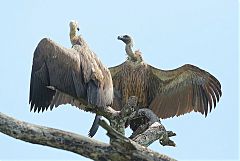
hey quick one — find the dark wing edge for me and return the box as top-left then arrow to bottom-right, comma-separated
29,38 -> 55,112
149,64 -> 222,119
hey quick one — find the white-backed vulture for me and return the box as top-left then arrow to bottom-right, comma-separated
29,21 -> 113,136
110,35 -> 222,130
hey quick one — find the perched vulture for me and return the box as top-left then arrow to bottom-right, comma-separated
29,20 -> 113,136
110,35 -> 222,130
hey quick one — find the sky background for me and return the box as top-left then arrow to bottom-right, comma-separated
0,0 -> 238,161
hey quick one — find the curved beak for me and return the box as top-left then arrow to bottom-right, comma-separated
117,36 -> 123,40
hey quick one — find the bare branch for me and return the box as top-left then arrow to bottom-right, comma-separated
0,112 -> 176,161
129,108 -> 176,147
0,112 -> 111,160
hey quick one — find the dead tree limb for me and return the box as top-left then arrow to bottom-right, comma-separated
0,112 -> 176,161
90,96 -> 176,147
129,108 -> 176,147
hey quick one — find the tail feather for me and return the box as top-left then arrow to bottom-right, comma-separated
88,115 -> 102,137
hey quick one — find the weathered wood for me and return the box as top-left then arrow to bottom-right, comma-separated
0,112 -> 111,160
128,108 -> 176,147
109,96 -> 138,136
0,112 -> 176,161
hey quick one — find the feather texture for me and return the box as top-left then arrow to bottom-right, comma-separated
111,34 -> 222,132
110,59 -> 222,119
29,38 -> 113,112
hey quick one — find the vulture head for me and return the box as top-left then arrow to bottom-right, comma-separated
69,20 -> 81,46
69,20 -> 80,32
117,35 -> 133,45
118,35 -> 143,63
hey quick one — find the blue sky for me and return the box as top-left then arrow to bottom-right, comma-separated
0,0 -> 238,160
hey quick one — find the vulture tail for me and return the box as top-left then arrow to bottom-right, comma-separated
88,115 -> 102,137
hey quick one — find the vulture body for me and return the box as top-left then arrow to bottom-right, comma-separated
29,21 -> 113,137
111,35 -> 222,130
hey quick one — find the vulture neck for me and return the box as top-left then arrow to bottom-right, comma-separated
70,27 -> 78,45
125,43 -> 136,61
125,42 -> 143,64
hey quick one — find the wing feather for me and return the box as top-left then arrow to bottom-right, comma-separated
203,85 -> 213,112
109,62 -> 125,78
209,81 -> 221,102
29,38 -> 113,112
149,64 -> 222,118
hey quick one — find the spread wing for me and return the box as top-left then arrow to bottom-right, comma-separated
29,38 -> 113,113
149,64 -> 222,119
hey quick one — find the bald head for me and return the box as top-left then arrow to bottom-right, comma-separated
117,35 -> 133,45
118,34 -> 143,62
69,20 -> 80,46
69,20 -> 79,32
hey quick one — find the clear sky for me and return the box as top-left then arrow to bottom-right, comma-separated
0,0 -> 238,160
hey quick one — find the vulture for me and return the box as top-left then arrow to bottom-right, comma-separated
110,35 -> 222,130
29,20 -> 113,137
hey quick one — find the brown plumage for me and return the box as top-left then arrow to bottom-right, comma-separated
110,35 -> 222,125
29,21 -> 113,136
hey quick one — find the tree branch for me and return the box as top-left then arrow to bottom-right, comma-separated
0,112 -> 176,161
129,108 -> 176,147
0,112 -> 111,160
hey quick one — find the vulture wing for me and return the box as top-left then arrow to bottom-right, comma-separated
149,64 -> 222,119
29,38 -> 113,113
109,62 -> 125,77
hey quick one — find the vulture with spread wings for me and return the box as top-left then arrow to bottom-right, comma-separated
110,35 -> 222,130
29,21 -> 113,136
